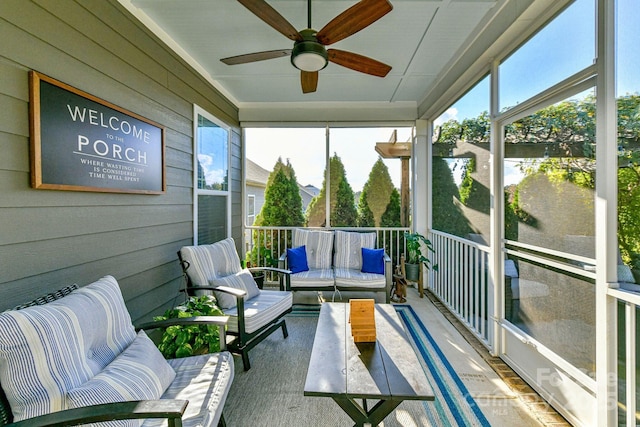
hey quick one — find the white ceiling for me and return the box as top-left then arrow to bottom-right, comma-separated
120,0 -> 518,122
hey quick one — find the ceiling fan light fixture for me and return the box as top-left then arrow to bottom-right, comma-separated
291,41 -> 328,72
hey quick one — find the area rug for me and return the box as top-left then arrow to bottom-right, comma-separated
223,304 -> 491,426
394,304 -> 491,427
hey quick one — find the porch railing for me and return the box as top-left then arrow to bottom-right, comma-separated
427,230 -> 493,350
243,226 -> 410,272
608,287 -> 640,425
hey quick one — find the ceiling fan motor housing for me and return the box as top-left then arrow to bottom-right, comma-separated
291,29 -> 328,72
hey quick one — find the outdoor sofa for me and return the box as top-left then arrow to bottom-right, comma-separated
278,229 -> 392,303
0,275 -> 233,427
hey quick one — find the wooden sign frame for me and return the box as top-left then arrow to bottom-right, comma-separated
29,71 -> 166,194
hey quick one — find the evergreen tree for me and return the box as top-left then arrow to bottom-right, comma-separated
333,178 -> 358,226
357,189 -> 375,227
306,153 -> 357,227
360,158 -> 395,227
431,157 -> 473,237
257,158 -> 304,226
380,188 -> 401,227
248,158 -> 304,267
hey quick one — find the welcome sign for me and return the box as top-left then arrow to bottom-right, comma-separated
29,71 -> 165,194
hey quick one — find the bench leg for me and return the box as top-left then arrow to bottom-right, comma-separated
281,318 -> 289,339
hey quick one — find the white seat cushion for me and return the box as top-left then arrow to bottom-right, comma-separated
143,351 -> 235,427
333,230 -> 376,270
289,268 -> 335,289
222,290 -> 293,334
334,268 -> 386,289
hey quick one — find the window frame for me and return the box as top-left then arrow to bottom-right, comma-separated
193,104 -> 231,245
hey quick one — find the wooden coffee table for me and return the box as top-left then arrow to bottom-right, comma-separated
304,303 -> 434,426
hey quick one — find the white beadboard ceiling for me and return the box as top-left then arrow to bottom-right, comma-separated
120,0 -> 510,121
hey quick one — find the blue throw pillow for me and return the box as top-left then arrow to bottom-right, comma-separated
287,246 -> 309,274
361,248 -> 385,274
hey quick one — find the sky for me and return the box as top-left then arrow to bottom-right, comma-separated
246,0 -> 639,191
246,127 -> 411,191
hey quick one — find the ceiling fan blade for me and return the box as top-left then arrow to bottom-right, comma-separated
316,0 -> 393,46
327,49 -> 391,77
221,49 -> 292,65
237,0 -> 302,41
301,71 -> 318,93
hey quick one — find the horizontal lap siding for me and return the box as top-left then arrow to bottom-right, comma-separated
0,0 -> 242,324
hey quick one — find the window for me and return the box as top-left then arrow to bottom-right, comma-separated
193,106 -> 230,245
499,0 -> 595,111
432,76 -> 490,239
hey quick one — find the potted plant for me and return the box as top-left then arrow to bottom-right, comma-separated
154,295 -> 225,359
403,231 -> 437,281
244,245 -> 278,287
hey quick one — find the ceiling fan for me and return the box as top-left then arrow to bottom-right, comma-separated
221,0 -> 393,94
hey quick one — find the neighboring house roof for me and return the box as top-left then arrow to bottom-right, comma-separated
304,184 -> 320,196
246,158 -> 317,199
246,159 -> 270,188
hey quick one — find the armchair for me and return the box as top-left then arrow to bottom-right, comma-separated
178,237 -> 293,371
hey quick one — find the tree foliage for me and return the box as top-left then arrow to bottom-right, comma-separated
360,158 -> 395,227
357,189 -> 375,227
433,93 -> 640,275
380,188 -> 401,227
306,154 -> 357,227
257,158 -> 305,226
248,158 -> 304,267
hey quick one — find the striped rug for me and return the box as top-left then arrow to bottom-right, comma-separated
394,304 -> 491,427
224,304 -> 491,426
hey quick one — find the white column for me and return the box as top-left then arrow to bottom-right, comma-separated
414,120 -> 429,235
489,59 -> 502,356
595,0 -> 618,424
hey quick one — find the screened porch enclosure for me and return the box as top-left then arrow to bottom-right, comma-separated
241,0 -> 640,424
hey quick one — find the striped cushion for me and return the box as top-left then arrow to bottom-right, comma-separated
143,352 -> 234,427
292,229 -> 334,270
289,269 -> 335,289
210,269 -> 260,309
333,231 -> 376,269
65,330 -> 176,427
334,268 -> 386,289
180,238 -> 243,289
0,275 -> 136,421
223,290 -> 292,334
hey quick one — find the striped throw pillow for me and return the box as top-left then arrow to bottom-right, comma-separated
333,231 -> 376,269
0,275 -> 136,421
210,269 -> 260,309
292,229 -> 334,270
65,330 -> 176,427
180,238 -> 243,289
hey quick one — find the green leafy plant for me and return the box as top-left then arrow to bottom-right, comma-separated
404,231 -> 437,271
154,295 -> 225,359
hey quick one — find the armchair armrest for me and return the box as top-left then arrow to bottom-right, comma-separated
384,252 -> 392,304
249,266 -> 291,291
277,254 -> 291,291
9,399 -> 188,427
137,315 -> 230,351
248,266 -> 291,275
181,285 -> 247,299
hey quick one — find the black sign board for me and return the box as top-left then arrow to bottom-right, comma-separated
29,71 -> 165,194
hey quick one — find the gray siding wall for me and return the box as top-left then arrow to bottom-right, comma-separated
0,0 -> 242,323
